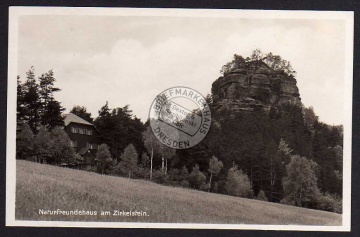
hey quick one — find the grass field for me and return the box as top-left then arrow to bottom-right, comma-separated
15,160 -> 341,225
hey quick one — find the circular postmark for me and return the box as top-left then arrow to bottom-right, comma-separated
149,86 -> 211,149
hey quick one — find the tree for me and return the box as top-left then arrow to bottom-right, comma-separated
96,144 -> 113,175
45,100 -> 65,129
21,124 -> 76,165
262,52 -> 295,75
278,138 -> 293,157
188,164 -> 207,189
94,102 -> 145,159
250,49 -> 263,61
17,76 -> 26,126
140,152 -> 150,168
208,156 -> 223,192
282,155 -> 319,207
17,68 -> 64,131
70,105 -> 94,123
143,126 -> 161,180
333,145 -> 343,180
303,106 -> 318,129
21,67 -> 42,132
16,123 -> 34,160
220,54 -> 246,75
117,144 -> 138,178
180,165 -> 189,178
38,70 -> 60,110
33,126 -> 53,163
265,138 -> 293,200
49,127 -> 77,165
225,166 -> 253,198
160,144 -> 176,174
220,49 -> 296,76
38,70 -> 64,129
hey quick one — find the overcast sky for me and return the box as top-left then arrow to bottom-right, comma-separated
17,14 -> 347,125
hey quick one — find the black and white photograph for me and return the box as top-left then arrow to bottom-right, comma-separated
6,7 -> 353,231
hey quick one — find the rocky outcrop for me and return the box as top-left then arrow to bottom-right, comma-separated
211,60 -> 301,113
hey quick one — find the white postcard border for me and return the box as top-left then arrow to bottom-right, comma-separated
6,7 -> 354,231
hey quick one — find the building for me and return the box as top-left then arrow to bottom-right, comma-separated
63,113 -> 99,169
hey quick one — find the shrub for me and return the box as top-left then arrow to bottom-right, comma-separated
188,164 -> 207,189
16,123 -> 34,160
167,168 -> 180,182
280,197 -> 294,205
152,169 -> 168,184
315,192 -> 342,213
180,166 -> 189,179
132,166 -> 150,179
256,190 -> 268,201
180,180 -> 190,188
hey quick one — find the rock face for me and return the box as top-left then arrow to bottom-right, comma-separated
211,60 -> 301,113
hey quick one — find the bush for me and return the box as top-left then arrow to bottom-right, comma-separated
256,190 -> 268,201
152,169 -> 168,184
280,197 -> 294,206
132,166 -> 150,179
199,183 -> 209,191
167,168 -> 180,182
180,166 -> 189,179
315,192 -> 342,213
225,167 -> 254,198
188,164 -> 207,189
16,123 -> 34,160
180,180 -> 190,188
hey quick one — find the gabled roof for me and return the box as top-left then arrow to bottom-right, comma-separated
78,148 -> 97,158
63,113 -> 93,126
78,148 -> 89,155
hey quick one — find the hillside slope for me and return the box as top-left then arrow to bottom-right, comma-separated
15,160 -> 341,225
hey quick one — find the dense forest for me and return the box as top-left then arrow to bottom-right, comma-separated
16,50 -> 343,213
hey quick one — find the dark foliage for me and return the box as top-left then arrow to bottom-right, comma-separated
170,102 -> 342,205
17,68 -> 64,132
94,102 -> 146,160
70,105 -> 94,123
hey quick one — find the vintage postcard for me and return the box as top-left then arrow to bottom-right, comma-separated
6,7 -> 353,231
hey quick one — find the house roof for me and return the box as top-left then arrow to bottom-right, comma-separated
63,113 -> 93,126
78,147 -> 97,157
78,147 -> 90,155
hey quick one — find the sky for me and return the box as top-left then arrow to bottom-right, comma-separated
17,13 -> 347,125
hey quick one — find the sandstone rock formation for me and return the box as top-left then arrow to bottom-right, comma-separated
211,60 -> 301,113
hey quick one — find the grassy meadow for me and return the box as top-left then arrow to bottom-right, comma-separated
15,160 -> 341,225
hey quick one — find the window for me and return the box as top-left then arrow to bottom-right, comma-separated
86,129 -> 93,135
71,127 -> 78,133
79,128 -> 84,134
70,140 -> 77,147
86,143 -> 98,149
